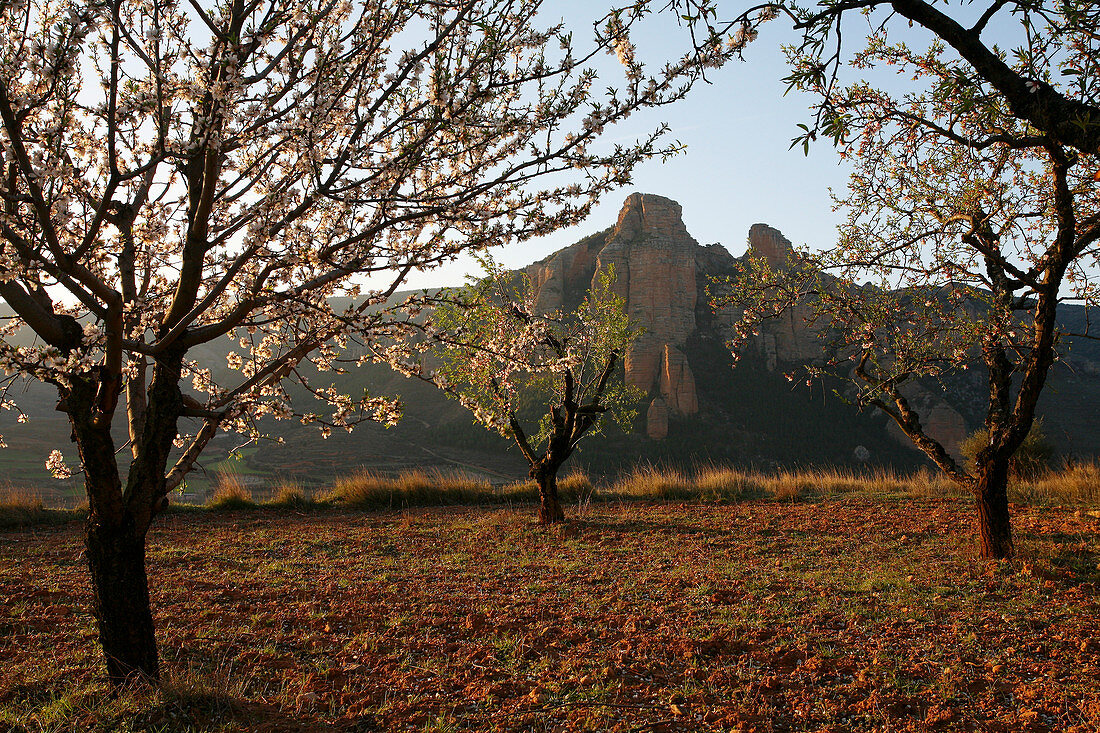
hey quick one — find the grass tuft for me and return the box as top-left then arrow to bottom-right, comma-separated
1014,460 -> 1100,507
558,469 -> 594,501
608,464 -> 971,504
500,469 -> 595,504
0,487 -> 47,528
266,480 -> 319,510
4,459 -> 1095,531
206,474 -> 256,510
0,486 -> 82,527
611,465 -> 693,500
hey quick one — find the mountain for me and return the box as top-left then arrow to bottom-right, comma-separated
521,193 -> 960,453
4,193 -> 1100,498
522,192 -> 1100,465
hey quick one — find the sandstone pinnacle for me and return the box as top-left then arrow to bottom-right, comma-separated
748,223 -> 794,268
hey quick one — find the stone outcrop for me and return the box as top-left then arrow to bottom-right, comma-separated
526,193 -> 703,437
748,223 -> 795,268
659,345 -> 698,415
768,307 -> 825,364
646,398 -> 669,440
523,194 -> 971,452
594,193 -> 699,399
525,232 -> 605,313
747,224 -> 822,363
711,223 -> 822,370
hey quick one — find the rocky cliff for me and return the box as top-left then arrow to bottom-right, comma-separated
527,193 -> 732,438
525,192 -> 973,457
525,193 -> 856,441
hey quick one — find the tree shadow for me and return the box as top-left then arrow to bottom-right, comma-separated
1019,529 -> 1100,590
131,688 -> 331,731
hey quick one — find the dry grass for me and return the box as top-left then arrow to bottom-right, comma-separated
608,461 -> 1100,508
610,465 -> 693,499
6,460 -> 1096,530
266,480 -> 318,510
558,469 -> 594,500
612,464 -> 967,503
322,468 -> 495,508
205,474 -> 256,510
189,462 -> 1100,513
499,469 -> 595,503
325,467 -> 595,510
0,486 -> 77,527
1014,460 -> 1100,507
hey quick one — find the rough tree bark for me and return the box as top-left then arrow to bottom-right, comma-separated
974,454 -> 1014,560
85,517 -> 159,682
59,353 -> 185,683
64,378 -> 159,682
533,463 -> 565,525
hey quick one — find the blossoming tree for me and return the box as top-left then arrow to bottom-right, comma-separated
397,264 -> 640,524
0,0 -> 719,682
666,1 -> 1100,155
712,1 -> 1100,559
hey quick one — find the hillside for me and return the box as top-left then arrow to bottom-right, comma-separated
3,192 -> 1100,497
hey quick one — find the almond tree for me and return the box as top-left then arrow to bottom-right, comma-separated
713,3 -> 1100,559
386,264 -> 639,524
0,0 -> 719,682
664,1 -> 1100,156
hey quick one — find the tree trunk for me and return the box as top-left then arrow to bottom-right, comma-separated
66,375 -> 161,684
535,467 -> 565,525
85,517 -> 159,683
974,457 -> 1015,560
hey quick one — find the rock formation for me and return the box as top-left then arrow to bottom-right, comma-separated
646,397 -> 670,440
659,345 -> 698,415
526,193 -> 706,437
525,232 -> 604,313
711,224 -> 826,370
748,223 -> 794,268
524,193 -> 974,456
593,194 -> 699,398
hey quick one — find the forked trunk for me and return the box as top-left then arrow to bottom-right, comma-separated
67,377 -> 161,684
974,457 -> 1014,560
535,467 -> 565,524
85,518 -> 159,683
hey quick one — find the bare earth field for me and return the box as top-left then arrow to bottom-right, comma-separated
1,498 -> 1099,732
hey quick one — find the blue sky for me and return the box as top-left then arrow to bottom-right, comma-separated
409,3 -> 853,288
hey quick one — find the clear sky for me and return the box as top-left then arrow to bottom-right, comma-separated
408,2 -> 854,288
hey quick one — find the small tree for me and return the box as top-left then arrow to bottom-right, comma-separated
403,264 -> 640,523
0,0 -> 717,682
711,2 -> 1100,559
